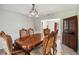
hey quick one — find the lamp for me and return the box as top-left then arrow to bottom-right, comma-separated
29,4 -> 38,17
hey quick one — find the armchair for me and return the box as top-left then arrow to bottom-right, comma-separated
0,31 -> 25,55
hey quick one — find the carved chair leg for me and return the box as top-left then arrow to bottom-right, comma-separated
25,51 -> 30,55
53,48 -> 57,55
50,51 -> 52,55
53,43 -> 57,55
52,46 -> 55,54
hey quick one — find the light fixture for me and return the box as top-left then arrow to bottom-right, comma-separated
29,4 -> 38,17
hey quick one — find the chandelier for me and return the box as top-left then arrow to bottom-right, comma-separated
29,4 -> 38,17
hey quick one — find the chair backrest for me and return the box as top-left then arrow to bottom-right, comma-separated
28,28 -> 34,36
42,27 -> 50,55
0,31 -> 6,37
19,28 -> 29,39
43,27 -> 50,37
0,31 -> 13,55
42,35 -> 49,55
43,31 -> 57,55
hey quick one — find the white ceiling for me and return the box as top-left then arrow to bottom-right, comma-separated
0,4 -> 78,17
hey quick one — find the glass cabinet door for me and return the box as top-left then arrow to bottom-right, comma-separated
69,19 -> 76,32
63,20 -> 69,33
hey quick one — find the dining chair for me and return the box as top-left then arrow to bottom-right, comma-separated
45,31 -> 57,55
43,27 -> 50,37
28,28 -> 34,36
0,31 -> 25,55
19,28 -> 29,39
53,30 -> 58,54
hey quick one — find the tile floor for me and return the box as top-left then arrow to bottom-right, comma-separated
0,44 -> 78,55
61,44 -> 78,55
56,34 -> 77,55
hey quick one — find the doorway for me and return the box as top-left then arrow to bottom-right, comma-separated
41,19 -> 62,54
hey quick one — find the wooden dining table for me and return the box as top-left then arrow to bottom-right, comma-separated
15,33 -> 42,54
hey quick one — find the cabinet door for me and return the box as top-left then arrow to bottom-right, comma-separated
62,33 -> 69,45
69,35 -> 76,51
63,19 -> 69,33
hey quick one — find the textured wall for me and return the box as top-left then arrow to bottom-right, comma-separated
0,9 -> 34,49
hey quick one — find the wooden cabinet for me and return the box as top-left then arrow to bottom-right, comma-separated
62,16 -> 78,52
69,35 -> 76,50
